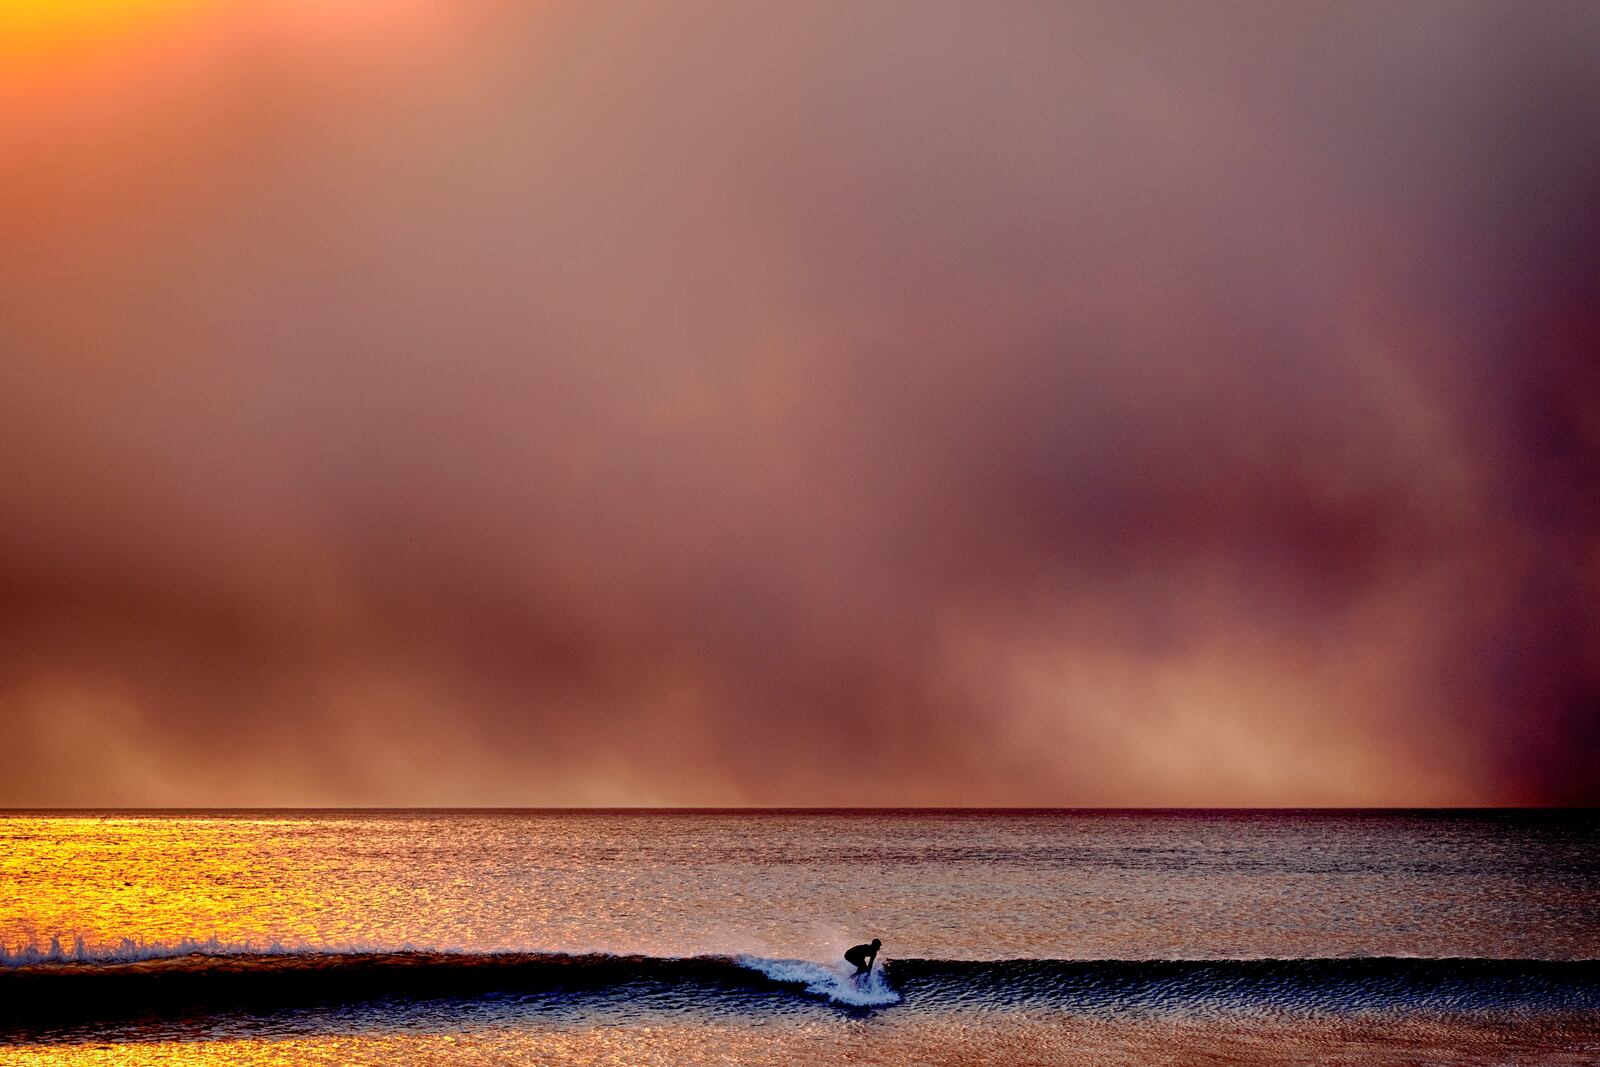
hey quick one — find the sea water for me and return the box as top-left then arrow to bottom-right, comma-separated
1,809 -> 1597,1064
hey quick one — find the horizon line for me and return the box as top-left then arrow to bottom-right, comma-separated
2,805 -> 1595,814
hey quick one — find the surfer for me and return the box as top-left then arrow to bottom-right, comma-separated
844,938 -> 881,978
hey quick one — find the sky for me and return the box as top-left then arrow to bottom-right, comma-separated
1,1 -> 1596,807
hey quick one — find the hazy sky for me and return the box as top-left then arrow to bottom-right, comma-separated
2,1 -> 1596,806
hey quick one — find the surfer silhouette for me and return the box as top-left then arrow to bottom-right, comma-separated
844,938 -> 881,978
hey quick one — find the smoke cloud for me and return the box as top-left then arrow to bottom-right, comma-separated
2,2 -> 1596,804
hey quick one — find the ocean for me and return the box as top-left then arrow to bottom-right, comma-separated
2,809 -> 1597,1064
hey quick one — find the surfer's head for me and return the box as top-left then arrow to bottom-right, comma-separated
871,939 -> 881,949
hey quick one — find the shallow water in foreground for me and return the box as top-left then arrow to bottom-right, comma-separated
3,809 -> 1597,1063
9,1013 -> 1600,1067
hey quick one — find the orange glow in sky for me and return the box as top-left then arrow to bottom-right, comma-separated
0,2 -> 1596,807
0,0 -> 194,54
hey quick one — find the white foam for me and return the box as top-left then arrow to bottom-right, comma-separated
737,955 -> 901,1006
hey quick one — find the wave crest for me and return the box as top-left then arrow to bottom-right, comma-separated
2,936 -> 320,968
3,948 -> 1596,1032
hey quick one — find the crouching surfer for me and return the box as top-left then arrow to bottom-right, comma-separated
844,938 -> 881,979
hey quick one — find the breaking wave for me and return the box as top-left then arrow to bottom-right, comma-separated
2,946 -> 1596,1032
737,956 -> 900,1007
1,936 -> 322,968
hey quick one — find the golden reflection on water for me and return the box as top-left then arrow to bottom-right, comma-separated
0,813 -> 575,956
5,812 -> 1600,1065
9,1016 -> 1600,1067
0,815 -> 392,952
5,810 -> 1600,963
